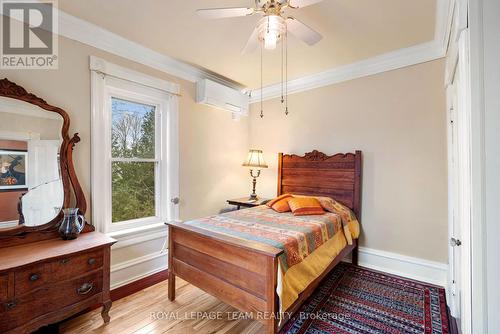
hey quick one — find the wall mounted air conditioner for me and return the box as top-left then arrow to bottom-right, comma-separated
196,79 -> 249,116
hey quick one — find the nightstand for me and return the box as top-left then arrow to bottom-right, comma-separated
227,197 -> 270,210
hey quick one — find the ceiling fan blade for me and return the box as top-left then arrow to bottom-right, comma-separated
196,7 -> 254,19
286,17 -> 322,45
242,28 -> 259,54
288,0 -> 324,8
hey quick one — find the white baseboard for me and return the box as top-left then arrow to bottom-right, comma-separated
109,226 -> 168,289
110,251 -> 166,273
356,246 -> 448,287
110,251 -> 168,289
111,265 -> 168,290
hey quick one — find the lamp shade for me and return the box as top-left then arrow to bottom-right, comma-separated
242,149 -> 268,168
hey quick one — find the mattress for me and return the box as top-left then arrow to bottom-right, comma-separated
184,205 -> 359,311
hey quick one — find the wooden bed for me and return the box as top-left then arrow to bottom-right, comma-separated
167,150 -> 362,334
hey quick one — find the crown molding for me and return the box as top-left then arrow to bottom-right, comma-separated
2,0 -> 452,101
249,0 -> 452,103
0,2 -> 244,91
248,40 -> 445,102
57,10 -> 243,89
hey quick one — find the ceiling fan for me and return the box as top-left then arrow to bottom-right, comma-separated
196,0 -> 324,54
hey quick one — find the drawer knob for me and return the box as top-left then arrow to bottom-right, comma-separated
77,282 -> 94,295
88,258 -> 96,265
29,274 -> 40,281
60,258 -> 71,264
5,301 -> 16,310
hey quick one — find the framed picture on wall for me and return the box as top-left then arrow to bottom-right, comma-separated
0,150 -> 28,190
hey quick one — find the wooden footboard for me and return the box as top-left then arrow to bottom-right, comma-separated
167,221 -> 283,334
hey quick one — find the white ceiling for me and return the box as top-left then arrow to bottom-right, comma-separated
58,0 -> 437,88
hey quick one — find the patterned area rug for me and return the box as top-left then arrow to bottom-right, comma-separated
281,263 -> 449,334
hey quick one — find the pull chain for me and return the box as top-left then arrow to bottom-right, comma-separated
285,28 -> 289,115
260,42 -> 264,118
281,30 -> 284,104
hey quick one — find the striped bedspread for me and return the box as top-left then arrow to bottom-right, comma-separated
184,205 -> 344,273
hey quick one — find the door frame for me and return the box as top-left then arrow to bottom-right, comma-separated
467,0 -> 488,332
443,0 -> 487,331
445,10 -> 473,334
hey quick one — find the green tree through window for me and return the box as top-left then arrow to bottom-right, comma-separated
111,98 -> 156,222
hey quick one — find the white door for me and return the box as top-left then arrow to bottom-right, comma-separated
446,30 -> 472,334
447,71 -> 462,325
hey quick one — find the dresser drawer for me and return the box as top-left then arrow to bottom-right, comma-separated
0,285 -> 47,332
13,249 -> 103,295
0,274 -> 8,301
47,270 -> 103,309
50,249 -> 104,281
1,270 -> 103,332
14,263 -> 49,295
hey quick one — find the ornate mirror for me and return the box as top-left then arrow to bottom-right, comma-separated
0,79 -> 90,241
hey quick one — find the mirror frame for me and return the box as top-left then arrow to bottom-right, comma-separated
0,78 -> 90,239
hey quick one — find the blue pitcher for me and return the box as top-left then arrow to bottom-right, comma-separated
59,208 -> 85,240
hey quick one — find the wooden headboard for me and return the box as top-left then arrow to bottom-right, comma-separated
277,150 -> 362,218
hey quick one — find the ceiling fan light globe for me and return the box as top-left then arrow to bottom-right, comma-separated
264,32 -> 278,49
257,15 -> 286,49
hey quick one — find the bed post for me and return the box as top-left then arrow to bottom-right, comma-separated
352,150 -> 362,266
351,241 -> 359,266
277,153 -> 283,196
168,225 -> 176,301
265,256 -> 279,334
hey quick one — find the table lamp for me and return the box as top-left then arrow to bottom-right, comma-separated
242,149 -> 268,200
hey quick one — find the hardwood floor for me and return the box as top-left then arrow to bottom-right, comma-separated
60,279 -> 264,334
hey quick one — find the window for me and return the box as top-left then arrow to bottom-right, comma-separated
111,97 -> 157,223
91,57 -> 179,233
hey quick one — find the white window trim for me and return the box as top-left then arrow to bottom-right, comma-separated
90,56 -> 179,234
90,56 -> 180,95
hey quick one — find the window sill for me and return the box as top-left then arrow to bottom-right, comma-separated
107,222 -> 167,239
106,220 -> 183,250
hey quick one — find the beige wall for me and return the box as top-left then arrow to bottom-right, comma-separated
0,35 -> 250,222
249,59 -> 448,263
0,32 -> 448,265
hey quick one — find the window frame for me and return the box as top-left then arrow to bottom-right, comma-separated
91,57 -> 179,234
107,87 -> 162,230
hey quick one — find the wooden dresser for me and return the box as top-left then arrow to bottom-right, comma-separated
0,232 -> 116,334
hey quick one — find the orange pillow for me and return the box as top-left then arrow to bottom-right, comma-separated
267,194 -> 293,212
288,197 -> 325,216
